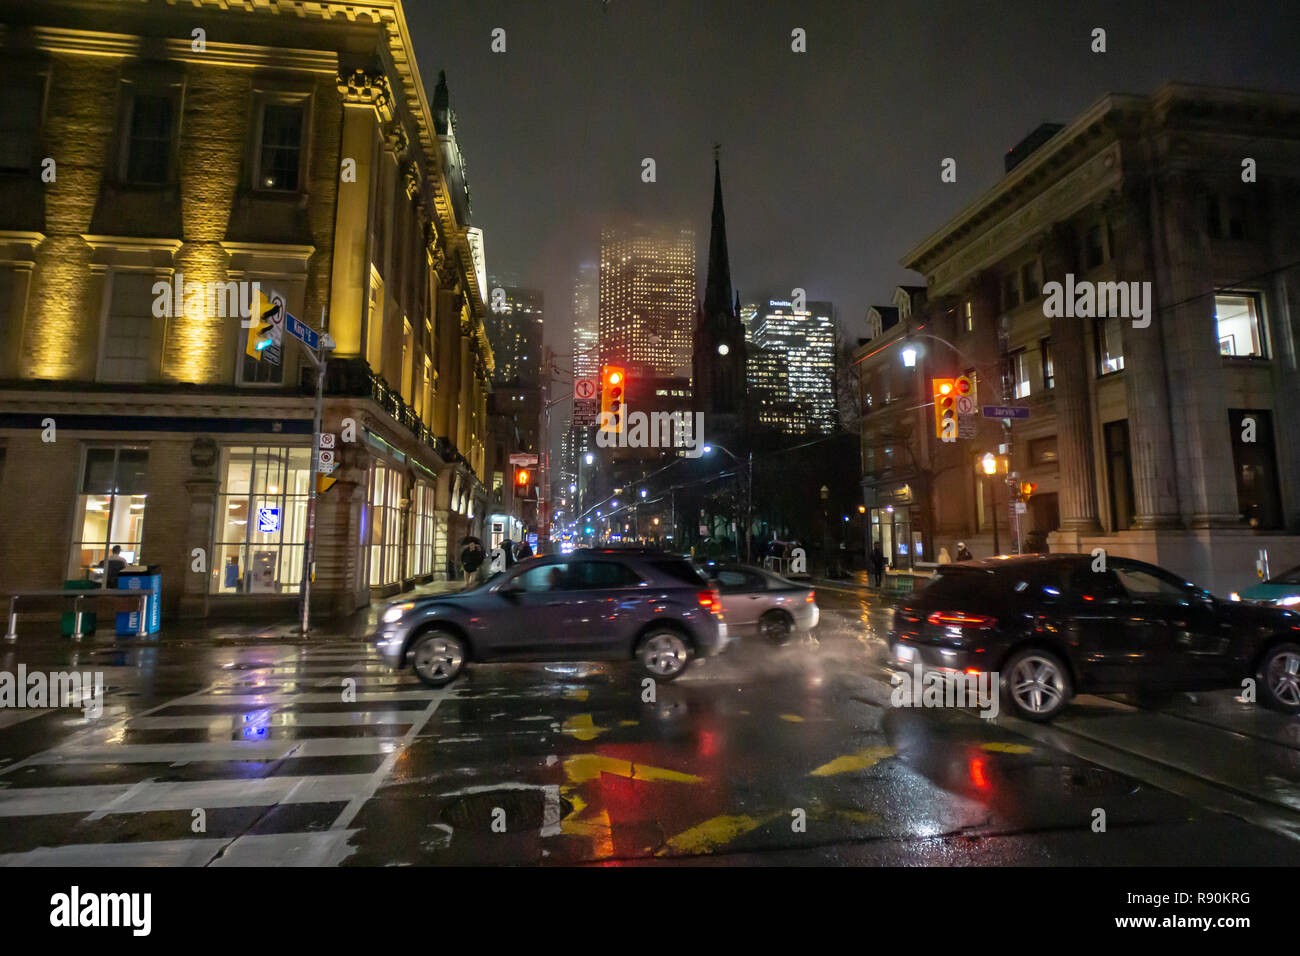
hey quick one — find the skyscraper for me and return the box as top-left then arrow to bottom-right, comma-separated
572,262 -> 599,382
751,298 -> 836,433
484,279 -> 544,387
598,224 -> 695,377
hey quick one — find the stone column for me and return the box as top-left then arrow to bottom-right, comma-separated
1106,185 -> 1183,528
1043,224 -> 1103,533
179,478 -> 219,618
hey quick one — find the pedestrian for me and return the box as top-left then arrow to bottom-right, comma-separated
460,537 -> 483,586
870,543 -> 886,588
500,538 -> 517,569
938,546 -> 952,565
955,541 -> 973,562
515,539 -> 533,560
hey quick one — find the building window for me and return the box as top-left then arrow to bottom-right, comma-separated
1104,420 -> 1135,532
1230,410 -> 1282,529
0,76 -> 43,173
1040,338 -> 1055,390
68,446 -> 148,579
212,446 -> 310,594
369,462 -> 403,587
1020,260 -> 1041,301
1097,316 -> 1125,375
1082,224 -> 1106,270
1215,292 -> 1266,358
407,482 -> 436,577
1028,435 -> 1058,466
256,103 -> 305,191
100,272 -> 157,383
1010,350 -> 1031,399
964,300 -> 973,333
123,93 -> 174,184
1001,272 -> 1020,311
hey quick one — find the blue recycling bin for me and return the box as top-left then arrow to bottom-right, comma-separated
116,571 -> 161,635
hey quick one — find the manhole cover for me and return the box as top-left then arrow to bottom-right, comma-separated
440,788 -> 573,832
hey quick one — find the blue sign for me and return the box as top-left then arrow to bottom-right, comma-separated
285,314 -> 320,350
982,405 -> 1031,420
257,507 -> 281,533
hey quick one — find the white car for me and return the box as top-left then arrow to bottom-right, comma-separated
702,564 -> 819,643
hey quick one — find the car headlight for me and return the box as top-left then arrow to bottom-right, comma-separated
1276,596 -> 1300,607
382,602 -> 415,624
1230,592 -> 1241,602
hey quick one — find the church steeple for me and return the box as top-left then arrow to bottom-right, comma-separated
703,153 -> 733,320
692,151 -> 746,419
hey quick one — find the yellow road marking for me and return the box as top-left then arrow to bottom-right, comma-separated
656,812 -> 780,856
561,713 -> 607,741
810,745 -> 896,776
562,753 -> 702,785
980,742 -> 1033,754
779,714 -> 805,723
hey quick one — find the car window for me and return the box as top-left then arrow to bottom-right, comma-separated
1113,566 -> 1192,604
1068,565 -> 1126,602
569,560 -> 642,589
513,562 -> 570,592
715,569 -> 750,591
1268,565 -> 1300,586
649,559 -> 708,586
916,568 -> 996,602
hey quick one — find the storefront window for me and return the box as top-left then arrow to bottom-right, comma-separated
69,446 -> 148,579
407,482 -> 436,578
212,446 -> 309,594
369,462 -> 403,586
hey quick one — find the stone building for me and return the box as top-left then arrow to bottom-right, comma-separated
858,83 -> 1300,593
0,0 -> 495,618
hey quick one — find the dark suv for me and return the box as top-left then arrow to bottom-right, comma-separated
372,549 -> 726,687
888,554 -> 1300,722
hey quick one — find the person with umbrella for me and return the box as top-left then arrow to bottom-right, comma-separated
459,535 -> 484,585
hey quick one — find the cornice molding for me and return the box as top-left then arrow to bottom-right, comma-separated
82,234 -> 184,254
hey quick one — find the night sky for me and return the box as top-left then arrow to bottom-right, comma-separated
405,0 -> 1300,347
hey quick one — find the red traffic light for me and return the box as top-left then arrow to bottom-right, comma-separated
516,468 -> 531,486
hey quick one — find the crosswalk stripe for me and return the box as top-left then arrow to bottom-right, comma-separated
23,737 -> 403,765
118,711 -> 418,730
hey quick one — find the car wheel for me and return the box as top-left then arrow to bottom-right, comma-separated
1002,648 -> 1072,722
759,610 -> 794,645
1258,642 -> 1300,714
637,629 -> 691,681
409,629 -> 467,688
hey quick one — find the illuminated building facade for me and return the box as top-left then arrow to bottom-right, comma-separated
484,278 -> 543,387
0,0 -> 495,617
751,298 -> 836,433
598,224 -> 695,377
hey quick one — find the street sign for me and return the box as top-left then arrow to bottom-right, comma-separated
318,448 -> 336,470
285,313 -> 320,350
955,394 -> 977,416
982,405 -> 1030,419
957,416 -> 976,440
573,400 -> 598,426
1014,501 -> 1027,514
319,433 -> 336,449
509,452 -> 538,466
574,378 -> 598,401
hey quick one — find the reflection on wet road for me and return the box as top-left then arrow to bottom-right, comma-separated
1,584 -> 1299,865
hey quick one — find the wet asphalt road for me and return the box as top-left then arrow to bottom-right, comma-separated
2,583 -> 1300,865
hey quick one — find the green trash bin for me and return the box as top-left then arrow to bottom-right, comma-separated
60,580 -> 100,636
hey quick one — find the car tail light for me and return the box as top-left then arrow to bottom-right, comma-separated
926,611 -> 997,628
698,590 -> 723,618
806,590 -> 815,603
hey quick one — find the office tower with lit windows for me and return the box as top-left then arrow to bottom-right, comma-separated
484,279 -> 544,387
751,298 -> 836,434
598,224 -> 696,377
572,262 -> 599,382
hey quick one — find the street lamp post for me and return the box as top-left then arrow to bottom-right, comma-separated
702,442 -> 751,564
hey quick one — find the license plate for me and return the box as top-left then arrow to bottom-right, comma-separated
895,644 -> 916,664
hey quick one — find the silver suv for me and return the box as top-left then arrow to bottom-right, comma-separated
372,549 -> 727,687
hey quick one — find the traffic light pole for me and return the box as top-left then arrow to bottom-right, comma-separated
297,309 -> 331,637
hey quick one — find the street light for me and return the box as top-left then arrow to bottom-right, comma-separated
901,346 -> 918,368
703,442 -> 753,563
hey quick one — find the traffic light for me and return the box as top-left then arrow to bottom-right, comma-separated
1019,481 -> 1038,500
954,374 -> 973,400
514,466 -> 534,498
245,290 -> 280,360
600,366 -> 626,433
933,378 -> 956,443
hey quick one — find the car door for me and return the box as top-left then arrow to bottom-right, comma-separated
1111,561 -> 1232,686
713,568 -> 762,629
481,559 -> 570,658
1063,562 -> 1150,690
553,559 -> 647,657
